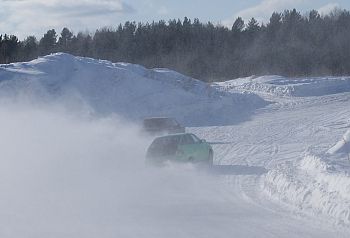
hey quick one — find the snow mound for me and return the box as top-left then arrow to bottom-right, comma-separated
327,129 -> 350,156
263,154 -> 350,225
0,53 -> 267,126
216,75 -> 350,97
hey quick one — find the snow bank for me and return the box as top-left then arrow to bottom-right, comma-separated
216,75 -> 350,97
263,152 -> 350,225
327,129 -> 350,156
0,53 -> 267,126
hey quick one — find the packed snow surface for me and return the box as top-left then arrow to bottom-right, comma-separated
216,75 -> 350,97
327,129 -> 350,155
1,53 -> 350,237
195,74 -> 350,231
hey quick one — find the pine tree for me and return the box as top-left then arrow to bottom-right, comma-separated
39,29 -> 57,55
232,17 -> 245,33
58,27 -> 73,52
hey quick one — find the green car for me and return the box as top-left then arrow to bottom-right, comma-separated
146,133 -> 213,166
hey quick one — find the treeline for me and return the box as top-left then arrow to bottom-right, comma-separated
2,8 -> 350,81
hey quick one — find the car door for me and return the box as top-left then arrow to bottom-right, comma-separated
177,134 -> 207,162
177,134 -> 198,161
189,134 -> 209,161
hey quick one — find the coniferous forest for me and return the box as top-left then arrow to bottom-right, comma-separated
2,8 -> 350,81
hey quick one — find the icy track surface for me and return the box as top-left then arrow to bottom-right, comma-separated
1,54 -> 350,237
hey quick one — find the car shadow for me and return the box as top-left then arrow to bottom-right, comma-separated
209,165 -> 268,176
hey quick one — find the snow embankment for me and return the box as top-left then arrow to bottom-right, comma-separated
216,76 -> 350,97
0,53 -> 267,126
263,129 -> 350,225
327,130 -> 350,156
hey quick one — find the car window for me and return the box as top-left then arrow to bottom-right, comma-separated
190,134 -> 201,143
151,136 -> 178,148
180,134 -> 195,144
165,119 -> 175,127
170,119 -> 179,126
148,136 -> 180,156
143,118 -> 179,128
144,118 -> 167,128
163,118 -> 178,127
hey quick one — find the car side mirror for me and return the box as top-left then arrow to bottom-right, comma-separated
200,139 -> 206,143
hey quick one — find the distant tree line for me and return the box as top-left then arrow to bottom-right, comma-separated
2,8 -> 350,81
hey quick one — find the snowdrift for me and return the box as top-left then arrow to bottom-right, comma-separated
263,130 -> 350,225
0,53 -> 266,126
216,75 -> 350,97
327,129 -> 350,156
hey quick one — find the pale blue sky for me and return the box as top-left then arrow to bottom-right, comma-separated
0,0 -> 348,39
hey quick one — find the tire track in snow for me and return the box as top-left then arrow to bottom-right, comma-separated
189,90 -> 350,236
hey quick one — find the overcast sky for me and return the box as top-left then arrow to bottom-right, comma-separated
0,0 -> 348,39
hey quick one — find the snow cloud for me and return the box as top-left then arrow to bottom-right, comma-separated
0,0 -> 135,39
0,97 -> 222,237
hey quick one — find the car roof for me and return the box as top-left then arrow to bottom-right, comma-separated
143,117 -> 172,120
154,133 -> 192,139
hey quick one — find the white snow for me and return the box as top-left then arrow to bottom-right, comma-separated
263,154 -> 350,225
192,74 -> 350,232
216,75 -> 350,97
1,53 -> 350,237
263,129 -> 350,225
327,129 -> 350,155
0,53 -> 266,126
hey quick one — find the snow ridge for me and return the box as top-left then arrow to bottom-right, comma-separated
0,53 -> 267,126
217,75 -> 350,97
263,153 -> 350,225
327,129 -> 350,156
